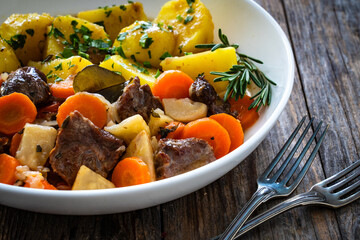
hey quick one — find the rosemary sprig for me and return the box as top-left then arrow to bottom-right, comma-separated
195,29 -> 276,111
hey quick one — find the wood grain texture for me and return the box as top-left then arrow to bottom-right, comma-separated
0,0 -> 359,239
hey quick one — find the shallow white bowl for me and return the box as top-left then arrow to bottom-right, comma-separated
0,0 -> 294,215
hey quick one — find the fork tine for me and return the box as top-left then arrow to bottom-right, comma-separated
260,116 -> 307,179
282,123 -> 328,187
340,190 -> 360,205
328,170 -> 360,192
336,176 -> 360,198
319,160 -> 360,187
269,117 -> 314,181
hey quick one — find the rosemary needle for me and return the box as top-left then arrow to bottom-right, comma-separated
195,29 -> 276,111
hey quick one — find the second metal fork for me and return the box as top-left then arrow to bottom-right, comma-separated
218,116 -> 329,240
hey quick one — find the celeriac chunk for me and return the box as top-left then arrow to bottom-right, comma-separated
72,165 -> 115,190
148,108 -> 174,136
163,98 -> 207,122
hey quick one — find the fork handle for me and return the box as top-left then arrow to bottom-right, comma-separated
218,187 -> 276,240
234,190 -> 325,238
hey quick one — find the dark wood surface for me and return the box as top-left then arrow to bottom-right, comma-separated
1,0 -> 359,239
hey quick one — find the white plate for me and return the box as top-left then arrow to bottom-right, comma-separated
0,0 -> 294,215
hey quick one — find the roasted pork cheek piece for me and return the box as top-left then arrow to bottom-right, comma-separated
0,67 -> 51,106
49,111 -> 126,185
189,75 -> 233,116
114,77 -> 163,122
154,138 -> 216,179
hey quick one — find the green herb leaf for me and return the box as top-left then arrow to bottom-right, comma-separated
139,33 -> 153,49
54,63 -> 63,71
184,15 -> 194,24
25,29 -> 34,37
159,51 -> 172,60
155,69 -> 161,78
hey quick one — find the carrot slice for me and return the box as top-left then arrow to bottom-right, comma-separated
161,121 -> 186,139
0,92 -> 37,135
111,157 -> 151,187
209,113 -> 244,152
37,101 -> 61,119
181,118 -> 231,159
50,79 -> 75,99
56,93 -> 107,128
151,70 -> 194,99
0,153 -> 20,185
229,96 -> 259,131
9,132 -> 23,157
24,173 -> 57,190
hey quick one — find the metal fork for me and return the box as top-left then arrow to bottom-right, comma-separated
218,116 -> 329,240
234,159 -> 360,238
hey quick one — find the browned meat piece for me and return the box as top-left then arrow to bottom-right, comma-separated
49,111 -> 126,185
189,75 -> 234,116
154,138 -> 216,179
1,67 -> 51,106
114,77 -> 163,122
0,134 -> 9,154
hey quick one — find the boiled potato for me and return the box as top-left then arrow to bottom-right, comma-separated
15,123 -> 57,170
28,56 -> 92,83
154,0 -> 214,55
113,21 -> 176,67
148,108 -> 174,136
0,38 -> 21,73
163,98 -> 207,122
99,55 -> 158,87
77,2 -> 147,41
72,165 -> 115,190
124,130 -> 156,181
160,47 -> 237,93
0,13 -> 53,65
43,15 -> 110,59
104,114 -> 150,144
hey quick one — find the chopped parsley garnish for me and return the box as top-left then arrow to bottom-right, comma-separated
128,0 -> 134,3
168,25 -> 174,30
130,54 -> 137,62
36,145 -> 42,152
155,69 -> 161,78
26,29 -> 35,36
94,21 -> 105,27
114,46 -> 127,58
187,0 -> 195,7
143,61 -> 151,68
185,52 -> 193,55
120,5 -> 127,11
105,10 -> 112,17
104,54 -> 111,61
5,34 -> 27,50
186,7 -> 194,14
118,16 -> 122,22
139,33 -> 153,49
176,15 -> 184,22
132,63 -> 149,74
61,47 -> 74,58
117,32 -> 128,41
147,50 -> 152,59
54,63 -> 63,71
184,15 -> 194,24
159,51 -> 172,60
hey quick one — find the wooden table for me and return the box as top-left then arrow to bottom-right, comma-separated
1,0 -> 359,239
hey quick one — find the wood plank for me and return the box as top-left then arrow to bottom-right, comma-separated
282,0 -> 360,239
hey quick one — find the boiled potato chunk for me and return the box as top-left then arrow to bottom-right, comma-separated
160,47 -> 237,93
148,108 -> 174,136
154,0 -> 214,55
104,114 -> 150,144
124,130 -> 156,181
163,98 -> 207,122
99,55 -> 158,87
43,15 -> 110,59
78,2 -> 147,41
113,21 -> 176,67
72,165 -> 115,190
16,123 -> 57,170
28,56 -> 92,83
0,38 -> 21,73
0,13 -> 53,65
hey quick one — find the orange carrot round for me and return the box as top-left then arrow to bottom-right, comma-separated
181,118 -> 231,159
161,121 -> 186,139
151,70 -> 194,99
10,132 -> 23,157
0,92 -> 37,135
229,96 -> 259,131
24,173 -> 57,190
0,153 -> 20,185
56,93 -> 107,128
209,113 -> 244,152
50,79 -> 75,99
111,157 -> 151,187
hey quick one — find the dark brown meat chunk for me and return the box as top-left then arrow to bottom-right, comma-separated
189,75 -> 233,116
1,67 -> 51,106
114,77 -> 163,122
0,134 -> 9,154
49,111 -> 126,185
154,138 -> 216,179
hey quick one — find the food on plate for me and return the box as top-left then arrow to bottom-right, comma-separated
0,0 -> 274,190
